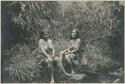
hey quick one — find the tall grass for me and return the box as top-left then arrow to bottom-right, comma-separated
4,44 -> 40,82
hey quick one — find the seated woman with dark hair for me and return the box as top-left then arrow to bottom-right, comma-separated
59,29 -> 82,76
38,30 -> 55,83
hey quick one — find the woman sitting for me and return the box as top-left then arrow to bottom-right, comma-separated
38,30 -> 55,83
59,29 -> 81,76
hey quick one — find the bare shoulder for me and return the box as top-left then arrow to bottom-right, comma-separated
39,39 -> 44,43
77,38 -> 81,42
48,39 -> 53,43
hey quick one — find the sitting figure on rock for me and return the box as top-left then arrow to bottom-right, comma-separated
59,29 -> 82,76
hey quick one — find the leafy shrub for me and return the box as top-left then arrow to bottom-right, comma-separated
4,44 -> 40,82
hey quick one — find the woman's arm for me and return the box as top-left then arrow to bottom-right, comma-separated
49,39 -> 55,58
52,49 -> 55,58
51,43 -> 55,58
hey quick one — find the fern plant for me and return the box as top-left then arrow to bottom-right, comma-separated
4,44 -> 40,82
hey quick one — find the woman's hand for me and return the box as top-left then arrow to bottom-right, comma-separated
47,56 -> 53,62
51,54 -> 55,58
64,49 -> 70,54
48,57 -> 51,60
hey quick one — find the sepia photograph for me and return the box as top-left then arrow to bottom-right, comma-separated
1,1 -> 124,83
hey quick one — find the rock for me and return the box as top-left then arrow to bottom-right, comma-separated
109,67 -> 124,77
71,74 -> 86,81
113,79 -> 120,83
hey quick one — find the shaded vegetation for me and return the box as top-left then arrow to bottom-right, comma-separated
1,1 -> 124,83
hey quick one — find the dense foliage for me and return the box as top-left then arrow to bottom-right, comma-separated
1,1 -> 124,83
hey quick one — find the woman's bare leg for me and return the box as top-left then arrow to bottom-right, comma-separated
65,55 -> 75,74
58,51 -> 65,71
58,51 -> 73,76
50,61 -> 54,83
47,59 -> 54,83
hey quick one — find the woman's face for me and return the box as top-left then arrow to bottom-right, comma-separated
71,30 -> 77,38
43,32 -> 49,39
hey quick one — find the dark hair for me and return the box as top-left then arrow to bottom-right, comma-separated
39,30 -> 50,39
69,29 -> 79,40
39,32 -> 44,39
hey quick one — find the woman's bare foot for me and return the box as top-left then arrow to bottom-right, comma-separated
50,79 -> 54,83
71,70 -> 75,75
63,71 -> 72,76
63,69 -> 75,77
